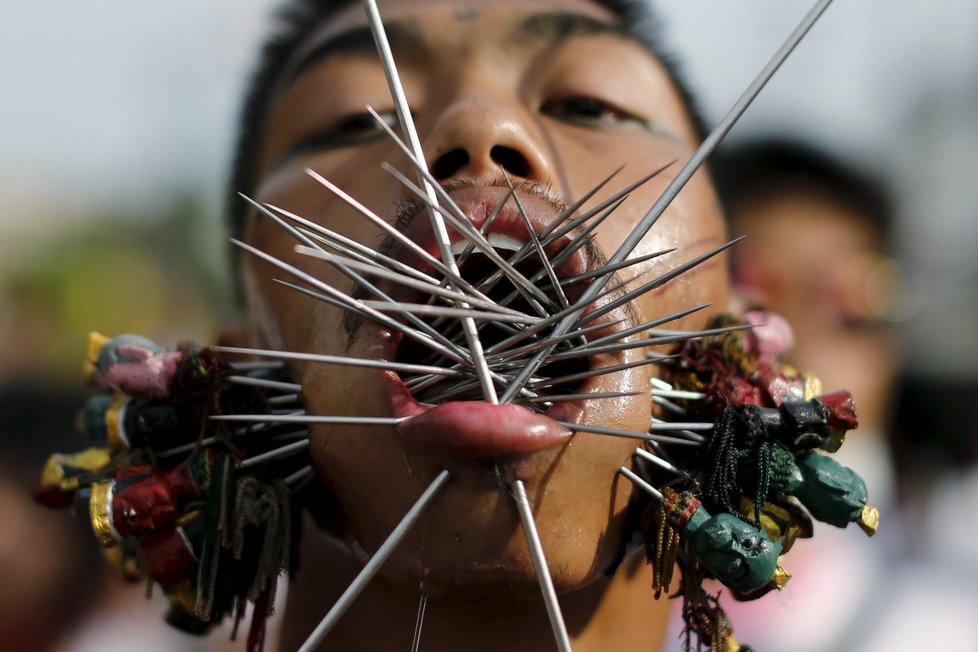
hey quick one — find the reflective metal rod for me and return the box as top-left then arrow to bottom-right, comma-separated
511,480 -> 573,652
297,469 -> 451,652
499,0 -> 837,401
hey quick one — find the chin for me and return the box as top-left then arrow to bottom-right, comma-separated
305,406 -> 645,599
342,488 -> 633,601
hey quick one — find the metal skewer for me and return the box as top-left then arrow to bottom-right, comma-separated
297,469 -> 451,652
498,0 -> 837,402
511,480 -> 573,652
360,0 -> 497,403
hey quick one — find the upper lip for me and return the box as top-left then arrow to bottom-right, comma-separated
364,184 -> 639,457
399,186 -> 589,284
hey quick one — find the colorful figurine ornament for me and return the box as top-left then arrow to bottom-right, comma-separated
37,332 -> 309,652
620,311 -> 877,649
35,315 -> 877,652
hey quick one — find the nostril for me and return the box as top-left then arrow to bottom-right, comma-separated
490,145 -> 530,178
432,148 -> 469,180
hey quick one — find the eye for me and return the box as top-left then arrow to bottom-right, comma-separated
283,109 -> 399,161
331,110 -> 398,142
540,96 -> 646,130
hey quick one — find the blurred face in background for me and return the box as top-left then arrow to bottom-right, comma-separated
730,191 -> 896,431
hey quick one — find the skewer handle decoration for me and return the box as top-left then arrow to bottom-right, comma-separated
85,332 -> 183,398
660,488 -> 784,595
83,394 -> 203,453
137,510 -> 206,586
35,333 -> 311,642
790,451 -> 878,535
82,453 -> 212,545
34,447 -> 112,507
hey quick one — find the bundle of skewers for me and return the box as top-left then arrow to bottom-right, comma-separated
30,0 -> 875,650
34,333 -> 309,650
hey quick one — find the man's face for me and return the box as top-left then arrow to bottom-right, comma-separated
242,0 -> 727,596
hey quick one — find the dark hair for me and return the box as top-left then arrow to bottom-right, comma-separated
712,137 -> 893,245
225,0 -> 707,289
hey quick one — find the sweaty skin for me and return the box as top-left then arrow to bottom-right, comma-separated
238,0 -> 729,649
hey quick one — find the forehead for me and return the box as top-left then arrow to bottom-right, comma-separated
282,0 -> 626,81
317,0 -> 617,37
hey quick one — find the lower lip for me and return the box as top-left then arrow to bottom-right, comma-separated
386,374 -> 573,456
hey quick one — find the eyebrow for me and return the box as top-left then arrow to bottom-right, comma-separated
283,20 -> 425,86
283,12 -> 634,87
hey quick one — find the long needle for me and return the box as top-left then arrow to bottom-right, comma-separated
297,470 -> 451,652
544,324 -> 749,362
212,414 -> 407,427
573,238 -> 744,328
540,163 -> 673,247
634,448 -> 684,476
511,480 -> 572,652
619,467 -> 663,502
410,591 -> 428,652
498,0 -> 837,402
558,249 -> 675,287
528,357 -> 671,390
524,390 -> 641,404
245,205 -> 475,360
228,375 -> 302,393
579,304 -> 710,349
557,421 -> 701,446
239,439 -> 310,470
505,172 -> 569,308
265,202 -> 446,289
538,165 -> 625,241
214,346 -> 465,378
359,300 -> 541,323
378,155 -> 553,311
294,246 -> 528,317
491,305 -> 707,365
360,0 -> 497,403
235,240 -> 467,364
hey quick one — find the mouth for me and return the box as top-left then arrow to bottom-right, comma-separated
363,185 -> 639,457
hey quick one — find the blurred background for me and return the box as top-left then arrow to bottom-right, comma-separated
0,0 -> 975,650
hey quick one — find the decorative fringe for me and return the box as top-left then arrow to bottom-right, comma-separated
681,586 -> 744,652
651,504 -> 681,598
33,334 -> 308,651
196,450 -> 235,620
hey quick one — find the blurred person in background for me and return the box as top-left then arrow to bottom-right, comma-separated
715,138 -> 897,495
697,137 -> 897,652
689,137 -> 977,651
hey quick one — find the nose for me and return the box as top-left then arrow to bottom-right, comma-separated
422,97 -> 553,185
